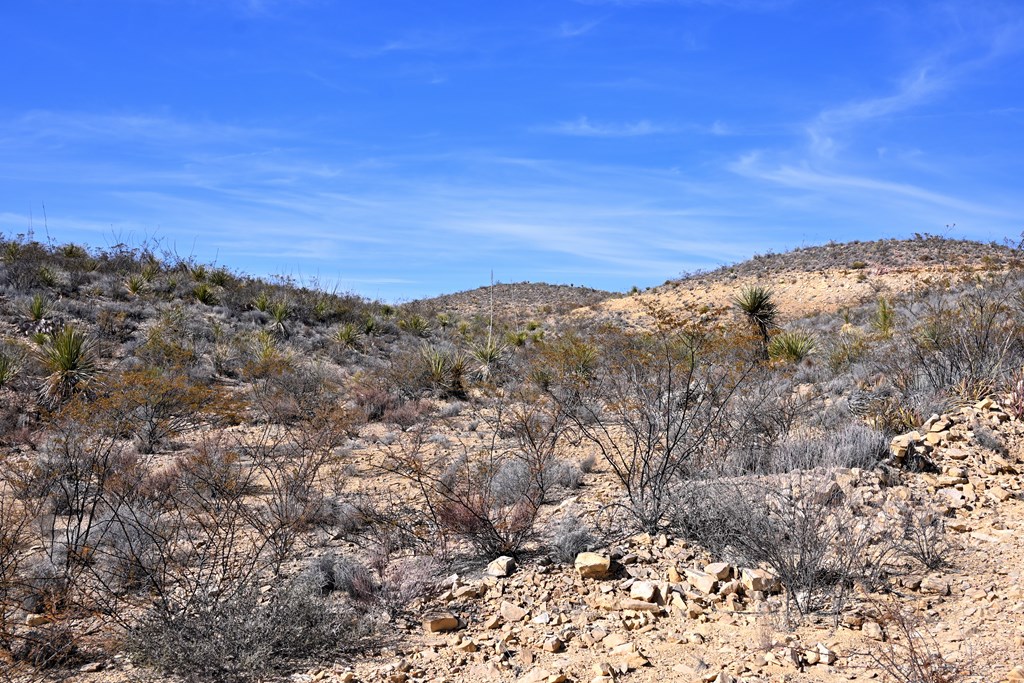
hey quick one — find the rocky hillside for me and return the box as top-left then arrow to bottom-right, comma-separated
587,236 -> 1023,327
416,282 -> 617,323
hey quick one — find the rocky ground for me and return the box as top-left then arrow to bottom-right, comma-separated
59,398 -> 1024,683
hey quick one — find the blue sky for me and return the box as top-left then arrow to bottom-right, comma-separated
2,1 -> 1023,300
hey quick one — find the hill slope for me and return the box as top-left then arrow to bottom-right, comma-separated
585,237 -> 1022,327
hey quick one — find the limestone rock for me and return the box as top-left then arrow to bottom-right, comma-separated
500,601 -> 529,622
576,552 -> 613,579
486,555 -> 516,577
422,612 -> 460,633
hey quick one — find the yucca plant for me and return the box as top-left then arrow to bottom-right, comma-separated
193,283 -> 219,306
471,338 -> 506,379
141,260 -> 160,282
436,313 -> 453,331
312,297 -> 331,321
768,330 -> 817,364
870,298 -> 896,338
0,345 -> 23,390
733,285 -> 778,359
334,323 -> 361,349
421,344 -> 467,398
362,315 -> 379,337
208,268 -> 231,287
505,330 -> 529,347
190,264 -> 209,282
269,302 -> 289,337
251,291 -> 271,312
124,273 -> 148,296
38,266 -> 59,288
24,294 -> 51,323
400,314 -> 430,337
38,325 -> 98,405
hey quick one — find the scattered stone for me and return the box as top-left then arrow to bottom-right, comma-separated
862,621 -> 884,641
422,613 -> 460,633
576,552 -> 613,579
500,601 -> 529,622
486,555 -> 516,577
630,580 -> 659,603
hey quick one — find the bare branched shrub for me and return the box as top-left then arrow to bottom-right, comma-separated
548,312 -> 754,533
896,503 -> 950,570
869,601 -> 973,683
677,476 -> 891,621
381,413 -> 542,557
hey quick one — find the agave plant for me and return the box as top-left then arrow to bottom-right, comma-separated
38,325 -> 98,405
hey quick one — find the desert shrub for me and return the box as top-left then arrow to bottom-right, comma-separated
93,366 -> 239,453
381,399 -> 431,428
869,601 -> 973,683
676,476 -> 885,620
308,554 -> 377,602
352,383 -> 401,422
125,582 -> 370,683
972,423 -> 1008,456
549,514 -> 595,564
896,503 -> 950,570
549,318 -> 753,533
383,423 -> 542,557
9,624 -> 78,669
744,424 -> 888,474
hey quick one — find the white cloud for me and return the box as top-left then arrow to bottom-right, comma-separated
537,116 -> 671,137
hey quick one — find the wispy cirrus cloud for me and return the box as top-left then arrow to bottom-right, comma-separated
558,19 -> 602,38
535,116 -> 671,137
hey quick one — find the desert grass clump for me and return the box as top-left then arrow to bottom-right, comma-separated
37,325 -> 98,406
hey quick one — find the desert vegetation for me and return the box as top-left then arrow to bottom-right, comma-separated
0,232 -> 1022,681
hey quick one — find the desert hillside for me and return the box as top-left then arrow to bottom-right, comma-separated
1,234 -> 1023,683
588,237 -> 1022,327
416,282 -> 617,323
